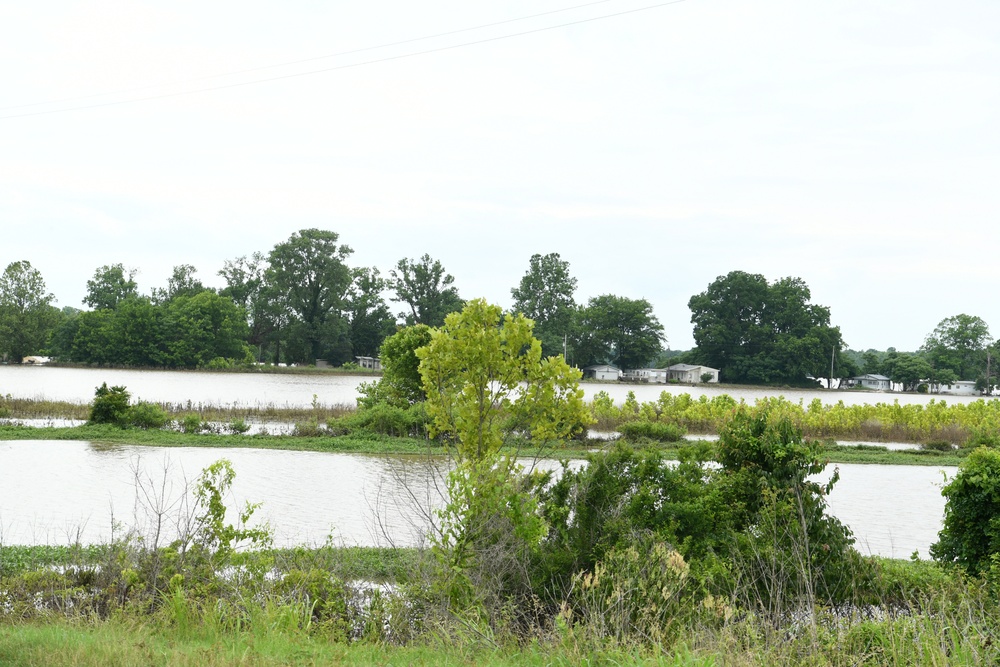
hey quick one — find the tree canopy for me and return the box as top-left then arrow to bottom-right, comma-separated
266,229 -> 354,363
0,260 -> 58,362
389,254 -> 463,327
510,253 -> 577,358
572,295 -> 664,371
84,264 -> 138,310
688,271 -> 843,384
417,299 -> 590,461
921,314 -> 992,382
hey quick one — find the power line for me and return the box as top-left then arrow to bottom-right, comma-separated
1,0 -> 685,121
0,0 -> 626,113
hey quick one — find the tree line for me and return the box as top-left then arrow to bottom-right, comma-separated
1,236 -> 993,388
0,229 -> 666,371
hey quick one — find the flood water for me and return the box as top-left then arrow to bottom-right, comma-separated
0,440 -> 952,560
0,365 -> 991,409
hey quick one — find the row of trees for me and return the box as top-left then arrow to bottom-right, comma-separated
4,236 -> 993,388
852,314 -> 997,392
0,231 -> 668,370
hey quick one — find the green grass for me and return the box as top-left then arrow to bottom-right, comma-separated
0,620 -> 717,667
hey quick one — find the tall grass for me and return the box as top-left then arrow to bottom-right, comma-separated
594,391 -> 1000,446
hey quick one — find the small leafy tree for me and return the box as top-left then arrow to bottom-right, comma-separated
416,299 -> 591,620
89,383 -> 131,426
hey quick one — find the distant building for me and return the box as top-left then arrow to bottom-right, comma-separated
621,368 -> 668,383
582,364 -> 620,381
21,356 -> 50,365
937,380 -> 978,396
667,364 -> 720,383
847,374 -> 892,391
355,356 -> 382,371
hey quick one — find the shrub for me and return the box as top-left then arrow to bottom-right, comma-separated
228,419 -> 250,435
180,413 -> 202,434
89,383 -> 131,426
126,402 -> 169,430
931,447 -> 1000,575
618,420 -> 686,443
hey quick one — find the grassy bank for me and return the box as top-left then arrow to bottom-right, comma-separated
0,542 -> 988,667
0,422 -> 967,465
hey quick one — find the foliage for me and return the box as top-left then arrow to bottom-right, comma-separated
126,402 -> 170,430
357,324 -> 433,409
688,271 -> 843,384
922,314 -> 992,382
0,260 -> 59,362
160,291 -> 253,368
617,420 -> 686,442
417,299 -> 590,461
389,253 -> 463,327
510,252 -> 577,358
572,294 -> 664,371
266,229 -> 354,363
346,266 -> 396,357
84,263 -> 139,310
931,447 -> 1000,575
89,383 -> 132,426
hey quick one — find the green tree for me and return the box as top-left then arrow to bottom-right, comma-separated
884,353 -> 933,392
0,260 -> 59,362
688,271 -> 843,384
219,252 -> 275,358
152,264 -> 208,303
267,229 -> 354,363
510,252 -> 577,358
931,447 -> 1000,576
572,295 -> 664,371
159,292 -> 251,368
417,299 -> 589,461
358,324 -> 433,409
84,263 -> 138,310
347,267 -> 395,358
922,314 -> 992,381
416,299 -> 591,612
389,254 -> 463,327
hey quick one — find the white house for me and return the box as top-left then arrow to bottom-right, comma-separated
849,374 -> 893,391
666,364 -> 720,383
621,368 -> 668,383
582,364 -> 621,381
937,380 -> 978,396
355,356 -> 382,371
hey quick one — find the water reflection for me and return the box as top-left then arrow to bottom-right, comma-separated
0,441 -> 953,559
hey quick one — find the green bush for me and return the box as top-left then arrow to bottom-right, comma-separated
180,413 -> 202,434
228,419 -> 250,435
618,420 -> 686,443
331,401 -> 429,438
931,447 -> 1000,575
126,402 -> 169,430
89,383 -> 131,426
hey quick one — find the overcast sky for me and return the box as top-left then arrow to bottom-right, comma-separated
2,0 -> 998,351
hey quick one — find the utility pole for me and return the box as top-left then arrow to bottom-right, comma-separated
830,345 -> 836,390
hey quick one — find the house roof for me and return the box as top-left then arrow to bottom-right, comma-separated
668,364 -> 719,373
583,364 -> 619,371
854,374 -> 890,381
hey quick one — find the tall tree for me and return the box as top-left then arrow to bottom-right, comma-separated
572,295 -> 665,371
510,253 -> 577,358
0,261 -> 59,362
84,263 -> 138,310
347,267 -> 395,358
152,264 -> 208,303
921,314 -> 992,381
267,228 -> 354,363
219,252 -> 274,358
688,271 -> 843,384
389,253 -> 463,326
